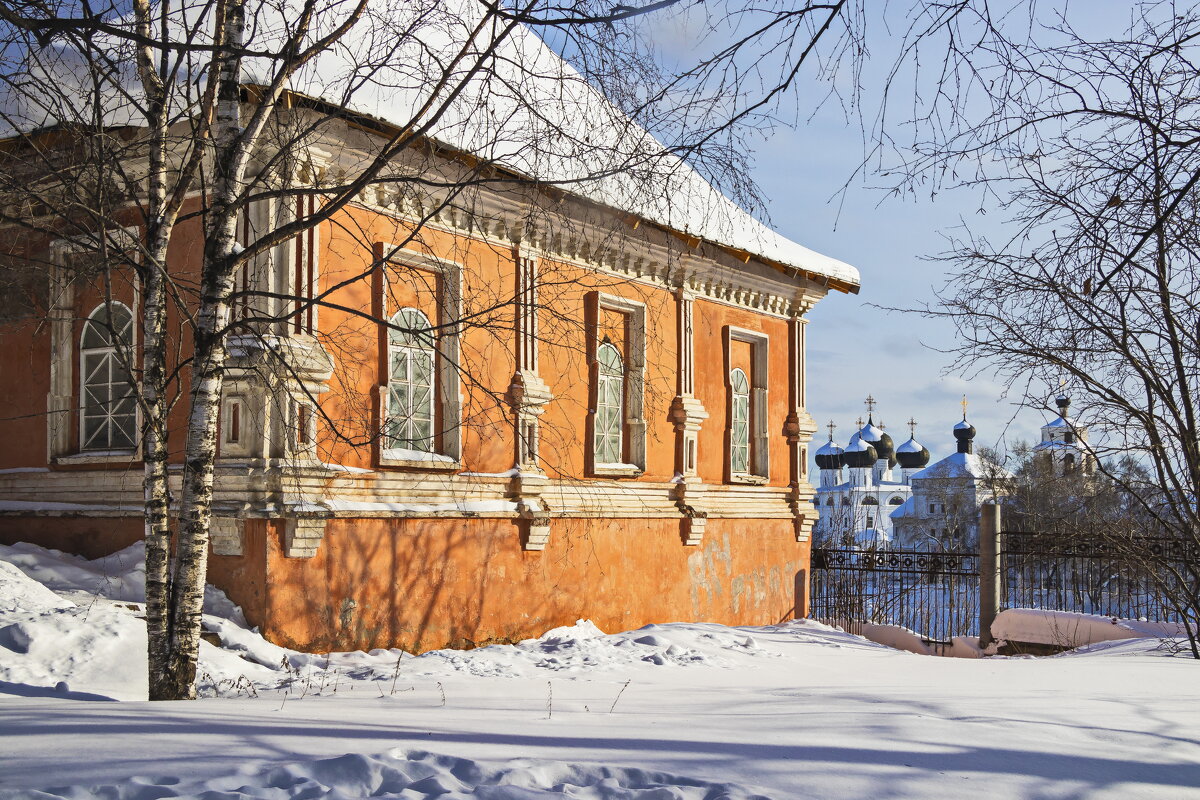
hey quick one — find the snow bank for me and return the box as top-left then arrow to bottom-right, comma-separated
0,541 -> 261,700
858,623 -> 933,656
0,541 -> 782,701
0,560 -> 73,614
991,608 -> 1189,650
0,748 -> 770,799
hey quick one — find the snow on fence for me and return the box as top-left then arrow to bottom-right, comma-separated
811,529 -> 1196,646
1001,531 -> 1197,625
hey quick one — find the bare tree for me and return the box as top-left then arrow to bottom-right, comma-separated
905,5 -> 1200,656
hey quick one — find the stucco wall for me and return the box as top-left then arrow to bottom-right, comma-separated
255,516 -> 809,653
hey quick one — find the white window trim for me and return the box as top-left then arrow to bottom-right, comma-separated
590,292 -> 646,478
377,246 -> 463,470
49,231 -> 142,464
724,325 -> 769,483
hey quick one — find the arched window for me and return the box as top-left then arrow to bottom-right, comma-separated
861,496 -> 879,506
889,496 -> 904,505
594,342 -> 624,464
385,308 -> 436,453
729,368 -> 750,475
80,302 -> 137,451
826,497 -> 835,507
1063,453 -> 1076,472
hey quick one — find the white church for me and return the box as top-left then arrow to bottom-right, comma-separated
812,397 -> 932,547
814,395 -> 1091,549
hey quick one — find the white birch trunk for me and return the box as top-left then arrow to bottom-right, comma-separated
161,0 -> 247,700
131,0 -> 176,701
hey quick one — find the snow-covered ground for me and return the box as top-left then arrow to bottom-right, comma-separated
2,541 -> 1199,798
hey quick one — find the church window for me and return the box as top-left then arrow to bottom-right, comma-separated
384,308 -> 436,453
729,368 -> 751,475
593,341 -> 625,465
866,515 -> 875,528
1064,453 -> 1076,472
889,496 -> 904,505
79,302 -> 137,451
842,498 -> 850,507
862,496 -> 878,506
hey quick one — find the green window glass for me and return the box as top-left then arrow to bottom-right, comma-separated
594,342 -> 624,465
730,367 -> 750,474
386,308 -> 436,452
80,302 -> 137,451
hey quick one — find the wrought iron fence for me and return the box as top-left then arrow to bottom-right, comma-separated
810,532 -> 1197,646
1001,531 -> 1197,623
810,545 -> 980,642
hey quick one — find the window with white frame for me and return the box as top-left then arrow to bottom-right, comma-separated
586,292 -> 646,477
79,302 -> 137,451
385,308 -> 436,453
723,326 -> 769,481
593,341 -> 625,465
729,367 -> 751,475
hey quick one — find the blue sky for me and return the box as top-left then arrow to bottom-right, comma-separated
733,3 -> 1139,465
750,109 -> 1026,463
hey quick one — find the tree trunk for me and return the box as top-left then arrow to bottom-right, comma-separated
155,0 -> 247,700
142,236 -> 174,700
131,0 -> 178,701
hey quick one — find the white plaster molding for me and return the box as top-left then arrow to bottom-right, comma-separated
210,517 -> 244,556
283,517 -> 327,558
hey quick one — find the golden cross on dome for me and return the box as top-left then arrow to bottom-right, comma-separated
855,416 -> 864,429
864,395 -> 877,416
961,394 -> 969,420
826,420 -> 837,440
908,417 -> 918,437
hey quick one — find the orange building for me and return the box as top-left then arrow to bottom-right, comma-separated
0,74 -> 860,653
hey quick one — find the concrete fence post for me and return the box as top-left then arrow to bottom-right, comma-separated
978,502 -> 1002,649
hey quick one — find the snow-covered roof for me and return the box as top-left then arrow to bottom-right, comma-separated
896,438 -> 925,454
0,0 -> 860,290
858,422 -> 885,442
1032,439 -> 1077,451
915,452 -> 1011,481
843,437 -> 875,454
888,496 -> 916,519
953,420 -> 974,431
815,440 -> 844,457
